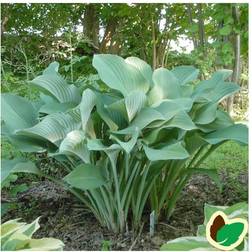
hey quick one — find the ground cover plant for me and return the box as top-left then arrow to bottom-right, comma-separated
1,217 -> 64,250
1,54 -> 248,235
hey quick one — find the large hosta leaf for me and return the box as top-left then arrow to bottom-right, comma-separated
194,102 -> 218,125
96,93 -> 127,130
17,112 -> 81,145
148,68 -> 181,105
1,159 -> 40,183
125,56 -> 153,87
43,61 -> 60,74
150,99 -> 193,127
171,65 -> 199,85
5,135 -> 48,153
39,101 -> 76,114
211,69 -> 233,82
202,123 -> 248,145
106,98 -> 128,122
193,80 -> 239,103
93,54 -> 150,97
87,139 -> 121,152
87,139 -> 121,167
59,130 -> 90,163
185,131 -> 206,154
110,126 -> 140,154
161,237 -> 214,251
17,217 -> 40,238
1,217 -> 64,251
193,69 -> 232,97
130,107 -> 165,129
155,98 -> 193,114
164,111 -> 197,131
197,110 -> 234,133
143,142 -> 189,161
79,89 -> 96,130
64,164 -> 107,190
30,67 -> 81,103
25,238 -> 64,251
1,93 -> 38,133
211,82 -> 239,103
181,84 -> 194,97
125,91 -> 146,122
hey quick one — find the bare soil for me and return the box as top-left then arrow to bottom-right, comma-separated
2,171 -> 248,251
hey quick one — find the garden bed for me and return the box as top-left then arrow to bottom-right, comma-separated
2,171 -> 247,251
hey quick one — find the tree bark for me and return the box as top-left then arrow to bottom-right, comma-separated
197,4 -> 205,49
83,4 -> 99,48
152,17 -> 157,69
100,19 -> 118,53
186,4 -> 198,49
227,5 -> 241,115
1,16 -> 8,36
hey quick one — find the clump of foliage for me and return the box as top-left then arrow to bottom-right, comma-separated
161,202 -> 248,251
1,217 -> 64,251
1,54 -> 248,233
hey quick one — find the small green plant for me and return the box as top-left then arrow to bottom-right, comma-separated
160,202 -> 248,251
1,217 -> 64,251
1,54 -> 248,233
101,240 -> 111,251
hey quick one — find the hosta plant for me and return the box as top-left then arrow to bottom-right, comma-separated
1,217 -> 64,251
160,202 -> 248,251
1,54 -> 248,233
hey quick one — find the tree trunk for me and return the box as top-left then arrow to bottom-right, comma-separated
152,17 -> 157,69
227,5 -> 241,115
100,19 -> 118,53
1,16 -> 8,36
197,4 -> 205,49
186,4 -> 198,49
83,4 -> 99,48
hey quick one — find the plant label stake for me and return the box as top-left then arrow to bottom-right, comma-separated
150,210 -> 155,237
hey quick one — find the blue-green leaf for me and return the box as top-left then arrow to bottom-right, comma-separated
143,142 -> 189,161
64,164 -> 107,190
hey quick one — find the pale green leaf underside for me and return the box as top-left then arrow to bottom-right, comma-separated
80,88 -> 97,130
59,130 -> 90,163
125,91 -> 146,122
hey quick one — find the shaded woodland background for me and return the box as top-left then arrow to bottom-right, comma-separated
1,3 -> 248,115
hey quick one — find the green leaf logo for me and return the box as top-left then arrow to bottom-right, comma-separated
206,211 -> 248,251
